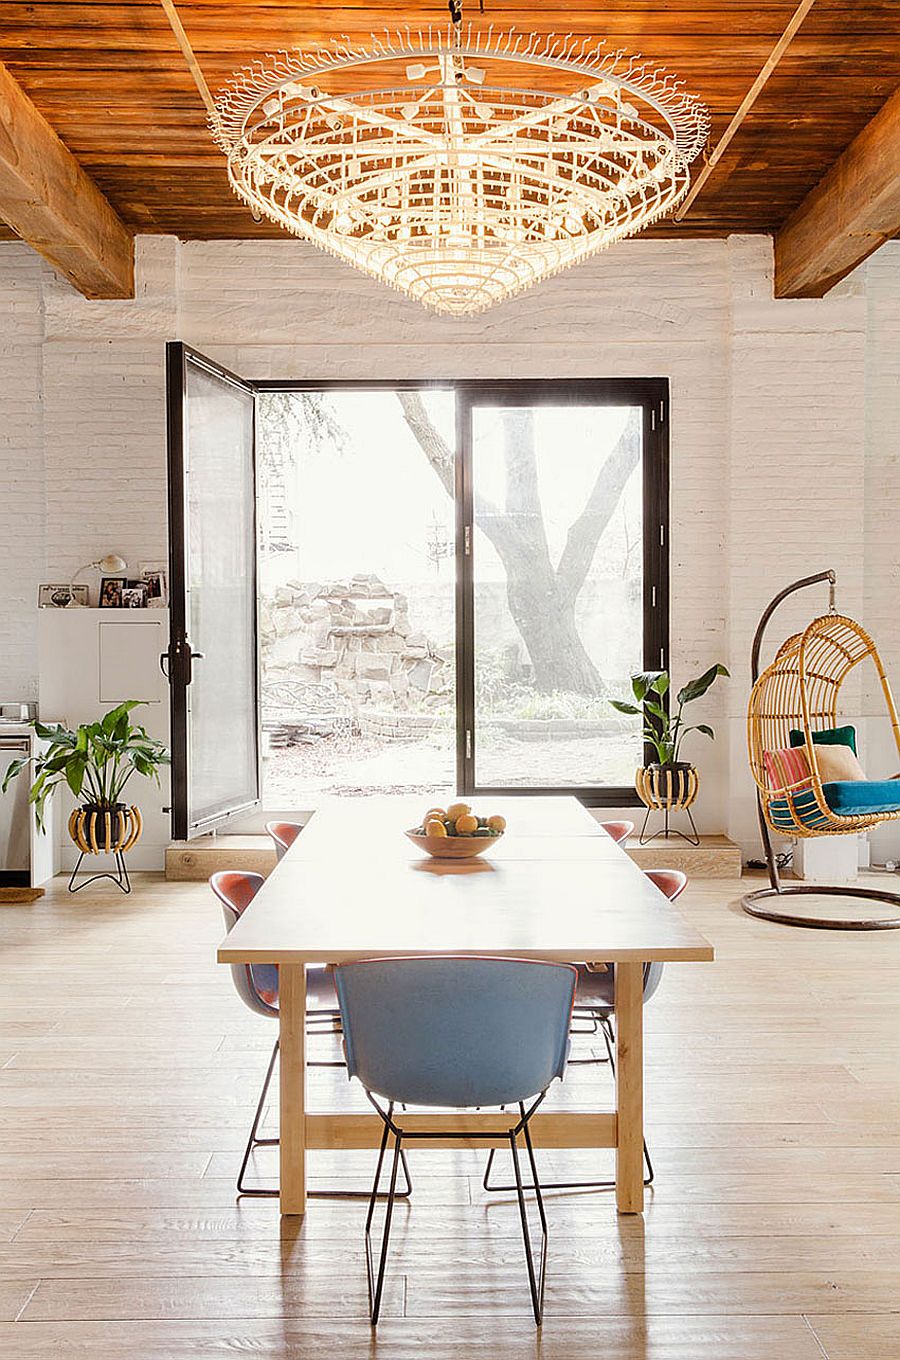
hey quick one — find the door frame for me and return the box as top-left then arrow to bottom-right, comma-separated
212,374 -> 669,809
165,341 -> 262,840
454,378 -> 668,806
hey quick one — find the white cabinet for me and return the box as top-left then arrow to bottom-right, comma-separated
38,609 -> 171,871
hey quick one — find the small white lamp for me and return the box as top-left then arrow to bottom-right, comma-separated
67,553 -> 128,607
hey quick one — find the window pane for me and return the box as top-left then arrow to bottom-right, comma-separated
471,402 -> 643,788
257,389 -> 456,802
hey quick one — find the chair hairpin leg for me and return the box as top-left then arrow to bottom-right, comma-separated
359,1092 -> 549,1328
365,1108 -> 403,1325
511,1103 -> 547,1325
236,1043 -> 412,1200
481,1021 -> 653,1195
566,1010 -> 611,1064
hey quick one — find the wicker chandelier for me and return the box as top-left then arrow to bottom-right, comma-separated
211,7 -> 709,315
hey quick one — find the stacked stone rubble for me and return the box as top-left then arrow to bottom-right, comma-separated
261,573 -> 453,727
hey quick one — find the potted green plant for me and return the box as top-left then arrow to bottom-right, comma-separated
2,702 -> 169,887
609,664 -> 729,843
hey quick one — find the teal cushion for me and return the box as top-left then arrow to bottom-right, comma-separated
769,778 -> 900,830
822,780 -> 900,816
789,725 -> 857,755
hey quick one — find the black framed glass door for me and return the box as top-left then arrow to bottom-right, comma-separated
165,365 -> 666,821
165,343 -> 261,839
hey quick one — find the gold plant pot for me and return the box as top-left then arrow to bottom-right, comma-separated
68,804 -> 143,855
634,763 -> 700,846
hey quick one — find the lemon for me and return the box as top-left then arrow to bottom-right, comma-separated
425,818 -> 448,837
447,801 -> 471,820
487,814 -> 506,833
455,813 -> 479,835
425,807 -> 446,821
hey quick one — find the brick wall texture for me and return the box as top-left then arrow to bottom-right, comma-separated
1,232 -> 898,856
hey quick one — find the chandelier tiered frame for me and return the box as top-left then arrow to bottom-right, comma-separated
211,25 -> 709,315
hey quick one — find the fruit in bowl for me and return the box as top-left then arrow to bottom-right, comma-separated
406,803 -> 507,858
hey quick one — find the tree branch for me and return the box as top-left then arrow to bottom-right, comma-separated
397,390 -> 456,498
397,389 -> 517,552
555,409 -> 641,606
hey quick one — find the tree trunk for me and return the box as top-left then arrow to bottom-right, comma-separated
398,392 -> 640,696
494,519 -> 603,694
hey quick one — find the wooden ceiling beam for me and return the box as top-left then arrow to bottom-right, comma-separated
0,59 -> 133,297
775,82 -> 900,298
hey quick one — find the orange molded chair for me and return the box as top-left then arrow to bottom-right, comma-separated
484,867 -> 688,1194
265,820 -> 304,861
598,819 -> 634,845
212,869 -> 411,1200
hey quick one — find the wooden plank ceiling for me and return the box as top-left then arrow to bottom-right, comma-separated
0,1 -> 897,243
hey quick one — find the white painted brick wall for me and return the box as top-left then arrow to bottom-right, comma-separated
1,231 -> 898,862
0,244 -> 44,700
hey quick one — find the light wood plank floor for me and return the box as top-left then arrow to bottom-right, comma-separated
1,870 -> 899,1357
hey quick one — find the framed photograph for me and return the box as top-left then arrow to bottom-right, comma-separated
99,576 -> 126,609
37,583 -> 89,609
121,583 -> 148,609
139,561 -> 169,609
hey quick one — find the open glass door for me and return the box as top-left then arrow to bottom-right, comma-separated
165,343 -> 260,840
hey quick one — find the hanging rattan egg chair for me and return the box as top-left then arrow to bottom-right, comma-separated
744,570 -> 900,929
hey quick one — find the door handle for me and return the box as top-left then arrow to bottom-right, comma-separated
161,637 -> 203,686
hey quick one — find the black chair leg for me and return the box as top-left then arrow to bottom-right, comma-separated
365,1113 -> 403,1326
236,1044 -> 412,1200
566,1010 -> 611,1064
237,1040 -> 280,1196
600,1019 -> 654,1186
510,1106 -> 547,1325
481,1021 -> 653,1195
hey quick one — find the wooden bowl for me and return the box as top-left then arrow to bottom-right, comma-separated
405,829 -> 502,859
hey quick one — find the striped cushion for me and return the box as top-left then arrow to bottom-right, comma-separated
763,745 -> 811,791
768,790 -> 833,831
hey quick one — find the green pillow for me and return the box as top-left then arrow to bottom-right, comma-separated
789,724 -> 857,755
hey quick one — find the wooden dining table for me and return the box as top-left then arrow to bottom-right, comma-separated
218,794 -> 714,1216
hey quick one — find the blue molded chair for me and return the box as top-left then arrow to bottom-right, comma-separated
335,955 -> 577,1325
211,870 -> 411,1201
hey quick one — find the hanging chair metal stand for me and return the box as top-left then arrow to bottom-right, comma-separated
742,570 -> 900,930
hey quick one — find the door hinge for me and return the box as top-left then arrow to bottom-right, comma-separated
650,407 -> 656,431
651,585 -> 657,607
659,523 -> 665,547
660,647 -> 665,668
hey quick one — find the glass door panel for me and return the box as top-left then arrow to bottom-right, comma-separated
166,344 -> 260,839
466,394 -> 648,791
255,386 -> 457,803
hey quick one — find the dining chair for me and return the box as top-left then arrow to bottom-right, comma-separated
265,820 -> 304,861
484,868 -> 688,1196
211,869 -> 411,1201
335,955 -> 577,1325
598,819 -> 635,845
567,815 -> 632,1051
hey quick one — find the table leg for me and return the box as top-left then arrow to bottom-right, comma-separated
278,964 -> 307,1215
614,960 -> 644,1214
